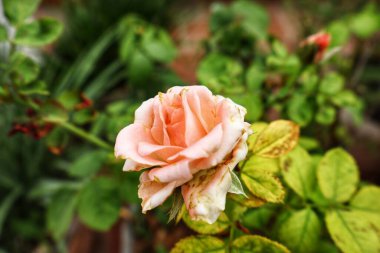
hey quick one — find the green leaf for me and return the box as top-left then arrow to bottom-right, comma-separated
247,122 -> 268,150
280,146 -> 315,199
241,166 -> 285,203
0,26 -> 8,41
0,187 -> 21,236
14,17 -> 63,46
232,235 -> 290,253
231,0 -> 269,39
68,150 -> 108,178
246,64 -> 265,91
78,178 -> 121,231
47,189 -> 78,240
277,208 -> 321,253
10,52 -> 39,85
128,50 -> 154,83
326,210 -> 380,253
253,120 -> 300,158
142,28 -> 176,63
298,137 -> 320,151
272,40 -> 288,58
229,170 -> 247,197
327,21 -> 350,47
316,105 -> 336,125
197,53 -> 243,93
287,95 -> 314,127
331,90 -> 360,107
229,192 -> 265,208
319,73 -> 344,95
242,207 -> 275,230
182,210 -> 230,235
350,185 -> 380,214
171,236 -> 225,253
349,4 -> 380,39
317,148 -> 359,203
3,0 -> 41,24
242,155 -> 280,174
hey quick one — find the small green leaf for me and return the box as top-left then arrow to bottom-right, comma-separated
287,95 -> 314,127
280,146 -> 315,199
231,0 -> 269,39
14,17 -> 63,46
229,170 -> 247,197
128,50 -> 153,83
298,137 -> 320,151
3,0 -> 41,24
197,53 -> 243,93
317,148 -> 359,203
10,52 -> 39,85
47,189 -> 78,240
171,236 -> 225,253
253,120 -> 300,158
230,93 -> 263,122
242,207 -> 275,230
68,151 -> 108,178
319,73 -> 344,95
142,28 -> 176,63
350,185 -> 380,213
232,235 -> 290,253
316,105 -> 336,125
272,40 -> 288,57
78,178 -> 121,231
0,26 -> 8,41
349,4 -> 380,39
246,64 -> 265,91
277,208 -> 321,253
182,210 -> 230,235
326,210 -> 380,253
331,90 -> 360,107
241,167 -> 285,203
327,21 -> 350,47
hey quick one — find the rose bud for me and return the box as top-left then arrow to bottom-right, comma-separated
115,86 -> 251,223
299,32 -> 331,64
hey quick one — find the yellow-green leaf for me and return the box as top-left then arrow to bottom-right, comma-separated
232,235 -> 290,253
326,210 -> 380,253
247,122 -> 268,150
228,193 -> 265,208
171,236 -> 225,253
280,146 -> 315,199
182,210 -> 230,235
277,208 -> 322,253
253,120 -> 299,158
317,148 -> 359,203
350,185 -> 380,213
242,155 -> 280,174
241,168 -> 285,203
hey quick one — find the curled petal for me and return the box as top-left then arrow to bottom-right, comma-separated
148,159 -> 193,184
138,172 -> 177,213
115,124 -> 166,169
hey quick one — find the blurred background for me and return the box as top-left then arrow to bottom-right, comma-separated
0,0 -> 379,252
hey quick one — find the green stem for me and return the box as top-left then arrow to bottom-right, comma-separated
57,121 -> 113,151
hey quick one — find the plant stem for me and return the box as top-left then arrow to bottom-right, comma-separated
58,121 -> 113,151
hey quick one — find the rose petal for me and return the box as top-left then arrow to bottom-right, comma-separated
138,172 -> 177,213
134,98 -> 154,127
148,159 -> 193,184
138,142 -> 184,162
115,124 -> 166,167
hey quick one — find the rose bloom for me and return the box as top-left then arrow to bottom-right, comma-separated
115,86 -> 251,223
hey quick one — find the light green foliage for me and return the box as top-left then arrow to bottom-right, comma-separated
78,177 -> 121,231
319,73 -> 344,95
244,156 -> 280,174
3,0 -> 41,24
280,146 -> 316,199
350,185 -> 380,214
182,210 -> 230,235
14,18 -> 63,46
0,26 -> 7,41
47,189 -> 78,240
232,235 -> 290,253
10,53 -> 40,85
277,208 -> 322,253
197,53 -> 243,93
171,236 -> 225,253
317,148 -> 359,203
252,120 -> 300,158
287,94 -> 313,127
241,167 -> 285,203
68,150 -> 108,177
349,3 -> 380,38
326,210 -> 380,253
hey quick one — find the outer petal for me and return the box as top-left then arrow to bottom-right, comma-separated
134,98 -> 154,127
148,159 -> 193,184
181,130 -> 250,224
138,172 -> 177,213
115,124 -> 166,169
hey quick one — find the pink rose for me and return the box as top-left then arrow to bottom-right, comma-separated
115,86 -> 251,223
